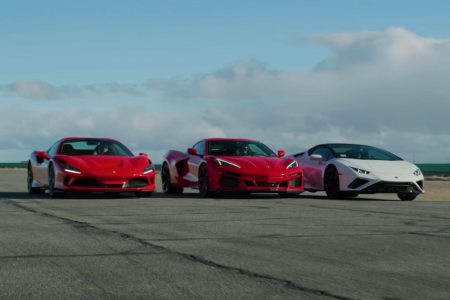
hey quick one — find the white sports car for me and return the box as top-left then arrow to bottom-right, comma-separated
294,143 -> 424,201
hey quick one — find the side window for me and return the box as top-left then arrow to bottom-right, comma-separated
47,141 -> 60,157
311,147 -> 332,161
193,141 -> 205,156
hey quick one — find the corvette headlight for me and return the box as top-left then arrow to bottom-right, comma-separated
350,167 -> 370,175
214,158 -> 241,168
413,169 -> 422,176
286,160 -> 298,169
144,163 -> 155,174
64,165 -> 81,174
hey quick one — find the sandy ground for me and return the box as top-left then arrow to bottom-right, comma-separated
2,168 -> 449,201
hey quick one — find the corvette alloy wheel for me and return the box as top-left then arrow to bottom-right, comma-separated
324,166 -> 340,198
198,164 -> 211,197
161,163 -> 183,194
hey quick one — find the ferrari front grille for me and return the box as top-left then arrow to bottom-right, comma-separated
72,178 -> 104,188
125,178 -> 149,188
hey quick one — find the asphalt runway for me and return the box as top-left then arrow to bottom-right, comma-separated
1,169 -> 449,300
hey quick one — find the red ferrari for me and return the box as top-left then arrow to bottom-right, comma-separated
162,138 -> 304,197
27,137 -> 156,197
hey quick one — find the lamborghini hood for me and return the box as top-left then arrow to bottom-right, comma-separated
338,159 -> 419,176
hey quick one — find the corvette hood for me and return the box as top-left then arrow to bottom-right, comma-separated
62,155 -> 147,177
338,159 -> 418,175
217,156 -> 296,174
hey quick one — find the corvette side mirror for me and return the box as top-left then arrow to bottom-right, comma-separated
277,150 -> 285,157
139,152 -> 148,157
310,154 -> 323,161
187,148 -> 198,155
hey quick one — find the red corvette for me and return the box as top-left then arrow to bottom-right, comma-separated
27,137 -> 156,198
162,138 -> 304,197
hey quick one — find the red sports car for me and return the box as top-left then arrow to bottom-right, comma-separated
27,137 -> 156,197
162,138 -> 304,197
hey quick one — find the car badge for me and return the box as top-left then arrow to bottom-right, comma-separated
395,176 -> 398,179
112,170 -> 116,174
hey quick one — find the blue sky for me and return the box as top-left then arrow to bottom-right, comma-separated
1,1 -> 450,162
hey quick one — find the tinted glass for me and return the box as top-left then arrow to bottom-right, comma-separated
207,140 -> 276,157
59,139 -> 133,156
193,141 -> 205,155
311,147 -> 333,161
328,144 -> 402,161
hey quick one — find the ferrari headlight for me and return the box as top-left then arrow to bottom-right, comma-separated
144,164 -> 155,174
286,160 -> 298,169
413,169 -> 422,176
64,165 -> 81,174
350,167 -> 370,175
214,158 -> 241,168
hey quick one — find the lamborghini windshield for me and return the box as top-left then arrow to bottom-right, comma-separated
59,139 -> 133,156
328,144 -> 402,161
207,140 -> 276,157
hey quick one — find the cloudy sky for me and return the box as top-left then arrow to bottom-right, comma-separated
1,0 -> 450,163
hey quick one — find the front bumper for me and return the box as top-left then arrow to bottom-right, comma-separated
55,172 -> 156,192
353,180 -> 424,194
211,171 -> 304,193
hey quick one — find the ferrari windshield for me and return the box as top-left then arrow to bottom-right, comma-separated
207,140 -> 276,157
328,144 -> 402,161
59,139 -> 133,156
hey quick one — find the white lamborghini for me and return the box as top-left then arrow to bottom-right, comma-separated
294,143 -> 424,201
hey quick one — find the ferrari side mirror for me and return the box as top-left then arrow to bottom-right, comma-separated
187,148 -> 198,155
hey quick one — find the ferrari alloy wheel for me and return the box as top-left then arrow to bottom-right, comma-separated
27,164 -> 44,194
324,166 -> 341,198
161,163 -> 183,194
397,193 -> 417,201
48,165 -> 62,198
198,164 -> 211,197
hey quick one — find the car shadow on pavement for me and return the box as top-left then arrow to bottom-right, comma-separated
303,194 -> 400,202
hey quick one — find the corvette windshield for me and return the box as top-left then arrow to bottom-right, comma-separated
207,140 -> 276,157
59,139 -> 133,156
328,144 -> 402,161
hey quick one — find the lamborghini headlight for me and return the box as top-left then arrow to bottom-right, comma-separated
350,167 -> 370,175
64,165 -> 81,174
413,169 -> 422,176
286,160 -> 298,169
214,158 -> 241,168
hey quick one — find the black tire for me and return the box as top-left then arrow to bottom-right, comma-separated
135,191 -> 153,198
397,193 -> 417,201
48,165 -> 63,198
27,164 -> 44,194
161,163 -> 183,194
324,166 -> 341,198
343,192 -> 359,198
198,164 -> 212,197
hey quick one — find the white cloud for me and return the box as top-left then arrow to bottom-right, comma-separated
1,28 -> 450,163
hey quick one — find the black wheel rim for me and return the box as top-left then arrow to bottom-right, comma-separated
161,165 -> 170,193
199,166 -> 208,195
325,168 -> 339,195
27,167 -> 33,191
48,167 -> 55,196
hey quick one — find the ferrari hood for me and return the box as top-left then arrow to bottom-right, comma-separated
339,159 -> 418,175
62,155 -> 148,177
217,156 -> 297,174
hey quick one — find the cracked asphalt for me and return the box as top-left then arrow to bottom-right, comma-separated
1,169 -> 450,300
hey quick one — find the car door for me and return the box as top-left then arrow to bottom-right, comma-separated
302,147 -> 332,190
187,140 -> 205,184
33,141 -> 58,185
